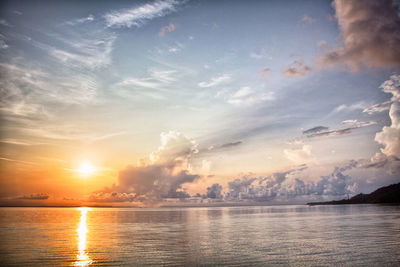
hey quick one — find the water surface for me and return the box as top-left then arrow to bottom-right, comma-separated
0,205 -> 399,266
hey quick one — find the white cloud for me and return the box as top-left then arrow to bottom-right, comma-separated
227,87 -> 274,106
65,14 -> 94,26
375,75 -> 400,158
341,120 -> 376,128
363,101 -> 392,114
284,144 -> 314,164
332,101 -> 368,113
198,74 -> 231,88
104,0 -> 179,28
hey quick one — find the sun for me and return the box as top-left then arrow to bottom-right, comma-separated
77,162 -> 96,177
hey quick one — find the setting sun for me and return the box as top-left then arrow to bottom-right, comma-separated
77,162 -> 96,177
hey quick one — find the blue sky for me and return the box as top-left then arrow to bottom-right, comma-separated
0,0 -> 399,206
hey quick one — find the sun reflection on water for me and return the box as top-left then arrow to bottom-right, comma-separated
74,207 -> 92,266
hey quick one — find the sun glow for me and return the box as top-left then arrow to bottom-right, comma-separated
77,162 -> 96,177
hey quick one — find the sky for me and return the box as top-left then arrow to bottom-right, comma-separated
0,0 -> 399,206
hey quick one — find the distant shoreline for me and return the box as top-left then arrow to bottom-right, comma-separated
307,183 -> 400,206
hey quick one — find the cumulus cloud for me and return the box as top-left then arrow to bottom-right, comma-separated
224,162 -> 358,201
284,144 -> 314,164
90,131 -> 201,204
104,0 -> 179,28
205,184 -> 223,199
17,193 -> 49,200
159,23 -> 176,37
227,86 -> 274,106
375,75 -> 400,158
319,0 -> 400,71
282,60 -> 312,77
198,74 -> 231,88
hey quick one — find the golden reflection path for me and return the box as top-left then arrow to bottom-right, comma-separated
74,207 -> 93,266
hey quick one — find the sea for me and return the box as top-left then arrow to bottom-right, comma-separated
0,205 -> 399,266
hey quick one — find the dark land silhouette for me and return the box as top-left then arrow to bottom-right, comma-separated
307,183 -> 400,205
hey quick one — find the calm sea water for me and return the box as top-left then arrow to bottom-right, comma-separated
0,205 -> 399,266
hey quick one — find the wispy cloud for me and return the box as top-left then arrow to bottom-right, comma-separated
300,15 -> 316,24
65,14 -> 94,26
258,68 -> 271,82
0,34 -> 8,49
17,193 -> 49,200
303,120 -> 376,138
104,0 -> 180,28
227,86 -> 274,106
198,74 -> 231,88
0,19 -> 11,27
363,101 -> 392,114
332,101 -> 368,113
159,23 -> 176,37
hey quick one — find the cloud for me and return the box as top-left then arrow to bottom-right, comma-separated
317,40 -> 329,50
47,35 -> 116,70
198,74 -> 231,88
17,193 -> 49,200
205,184 -> 223,199
0,39 -> 8,49
341,120 -> 376,128
306,128 -> 353,138
319,0 -> 400,71
90,131 -> 201,203
332,101 -> 368,113
282,60 -> 312,77
227,86 -> 274,106
302,126 -> 329,135
224,162 -> 359,201
104,0 -> 179,28
220,141 -> 242,149
300,15 -> 316,24
284,144 -> 314,164
159,23 -> 176,37
258,68 -> 271,82
0,19 -> 11,27
375,75 -> 400,158
65,14 -> 94,25
363,101 -> 392,114
303,120 -> 375,138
